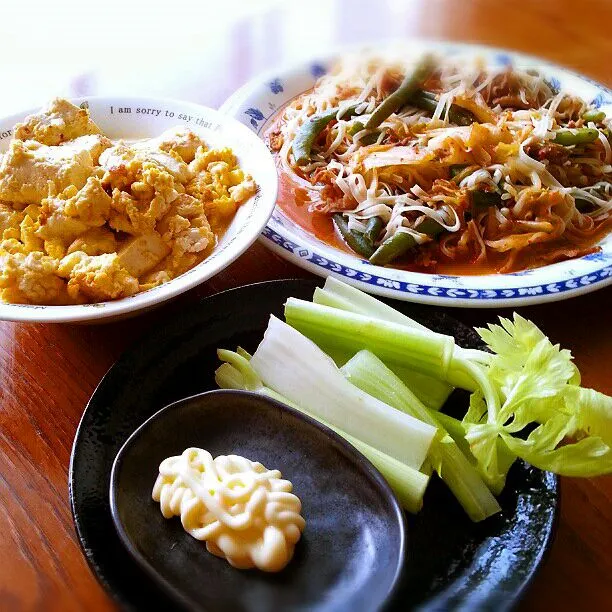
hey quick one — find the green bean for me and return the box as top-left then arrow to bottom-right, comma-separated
582,109 -> 606,123
575,183 -> 611,212
348,121 -> 364,137
369,232 -> 416,265
333,214 -> 375,258
414,216 -> 445,236
445,104 -> 475,127
575,198 -> 594,212
553,128 -> 600,146
348,121 -> 383,145
293,103 -> 359,165
363,216 -> 384,244
449,164 -> 469,179
408,90 -> 475,126
365,55 -> 436,129
405,90 -> 437,113
360,132 -> 382,145
450,164 -> 479,184
369,216 -> 444,265
470,190 -> 503,212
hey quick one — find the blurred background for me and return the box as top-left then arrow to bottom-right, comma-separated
1,0 -> 610,117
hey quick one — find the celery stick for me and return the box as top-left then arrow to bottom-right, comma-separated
431,411 -> 474,461
313,287 -> 453,409
215,350 -> 429,513
250,316 -> 437,469
215,362 -> 247,390
388,364 -> 453,411
339,439 -> 428,513
342,351 -> 501,521
320,279 -> 491,367
342,350 -> 440,425
308,336 -> 451,409
286,298 -> 454,373
286,297 -> 503,416
285,298 -> 484,393
236,346 -> 252,360
321,278 -> 430,330
315,279 -> 495,397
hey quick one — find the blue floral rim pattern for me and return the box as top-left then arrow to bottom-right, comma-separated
262,226 -> 612,300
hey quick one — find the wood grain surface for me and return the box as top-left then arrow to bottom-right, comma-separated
1,1 -> 611,610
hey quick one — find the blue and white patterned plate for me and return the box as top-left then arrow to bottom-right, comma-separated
220,41 -> 612,307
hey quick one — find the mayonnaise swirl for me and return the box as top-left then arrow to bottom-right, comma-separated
152,448 -> 305,572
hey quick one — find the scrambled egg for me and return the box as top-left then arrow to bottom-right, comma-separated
0,98 -> 257,305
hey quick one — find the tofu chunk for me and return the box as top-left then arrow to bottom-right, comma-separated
0,139 -> 96,205
109,166 -> 180,235
65,134 -> 112,164
67,227 -> 117,256
57,251 -> 139,301
0,202 -> 25,239
148,127 -> 207,163
60,176 -> 112,226
100,142 -> 192,186
117,232 -> 170,277
14,98 -> 102,145
0,251 -> 65,304
155,193 -> 215,275
36,177 -> 112,243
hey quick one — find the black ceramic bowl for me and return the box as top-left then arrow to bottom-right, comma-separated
110,389 -> 406,612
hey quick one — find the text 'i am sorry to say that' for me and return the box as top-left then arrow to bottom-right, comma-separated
109,106 -> 213,127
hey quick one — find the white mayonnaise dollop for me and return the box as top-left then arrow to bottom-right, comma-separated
152,447 -> 305,572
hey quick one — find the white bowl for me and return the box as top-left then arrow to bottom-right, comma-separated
221,41 -> 612,307
0,96 -> 278,323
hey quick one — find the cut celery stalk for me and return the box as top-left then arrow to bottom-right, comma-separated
321,278 -> 429,330
387,364 -> 453,411
342,350 -> 501,521
215,362 -> 246,390
313,339 -> 452,410
315,281 -> 454,408
355,443 -> 429,513
284,298 -> 492,399
236,346 -> 252,360
313,286 -> 453,409
319,280 -> 491,366
286,298 -> 455,376
431,411 -> 475,461
228,343 -> 449,416
250,316 -> 437,469
215,349 -> 429,513
342,350 -> 442,426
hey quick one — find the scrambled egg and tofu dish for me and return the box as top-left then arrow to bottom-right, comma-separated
0,98 -> 257,305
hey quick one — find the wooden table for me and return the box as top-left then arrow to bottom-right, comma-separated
1,1 -> 611,610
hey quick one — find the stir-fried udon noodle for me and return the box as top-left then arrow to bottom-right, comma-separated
268,51 -> 612,273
